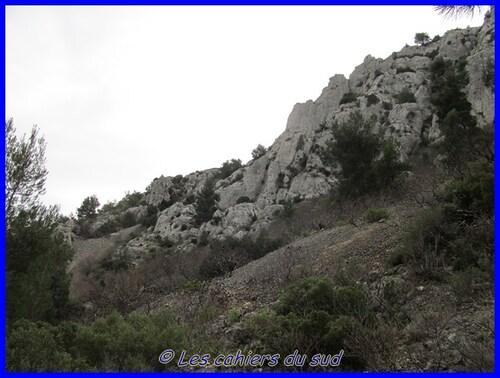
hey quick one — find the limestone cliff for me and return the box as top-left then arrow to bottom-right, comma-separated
144,11 -> 493,245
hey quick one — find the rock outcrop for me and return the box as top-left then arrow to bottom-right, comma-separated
141,11 -> 494,245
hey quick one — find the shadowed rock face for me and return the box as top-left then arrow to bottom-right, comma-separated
144,11 -> 494,244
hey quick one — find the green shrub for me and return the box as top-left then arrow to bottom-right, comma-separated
159,236 -> 173,248
414,32 -> 430,45
366,93 -> 380,107
382,101 -> 393,111
94,218 -> 120,237
236,196 -> 251,204
276,172 -> 285,188
393,87 -> 416,103
194,177 -> 220,225
74,310 -> 185,371
396,67 -> 416,74
227,308 -> 242,324
339,92 -> 357,105
245,278 -> 373,370
219,159 -> 242,180
141,205 -> 158,228
251,144 -> 267,160
400,207 -> 457,279
121,211 -> 137,228
182,279 -> 203,292
364,208 -> 390,223
7,319 -> 82,371
445,160 -> 493,216
388,248 -> 407,266
100,250 -> 132,272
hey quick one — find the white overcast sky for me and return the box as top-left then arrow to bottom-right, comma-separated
6,6 -> 487,216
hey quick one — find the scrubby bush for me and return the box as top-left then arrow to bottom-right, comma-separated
251,144 -> 267,160
7,319 -> 86,371
396,67 -> 416,74
339,92 -> 357,105
393,87 -> 416,103
95,218 -> 121,237
199,234 -> 282,280
244,278 -> 374,370
414,32 -> 430,45
219,159 -> 242,180
366,94 -> 380,107
364,208 -> 390,223
121,211 -> 137,228
141,205 -> 158,228
236,196 -> 251,204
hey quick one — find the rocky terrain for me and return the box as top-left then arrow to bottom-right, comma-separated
58,10 -> 494,372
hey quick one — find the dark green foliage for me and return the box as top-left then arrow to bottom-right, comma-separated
159,236 -> 174,248
373,138 -> 411,188
430,57 -> 472,119
414,32 -> 430,45
141,205 -> 158,228
251,144 -> 267,160
121,211 -> 137,228
77,195 -> 100,219
246,278 -> 373,370
236,196 -> 251,204
5,120 -> 48,225
396,67 -> 416,74
430,57 -> 492,175
382,101 -> 393,111
445,161 -> 493,215
200,234 -> 282,280
6,122 -> 71,325
183,193 -> 195,205
320,111 -> 409,199
393,87 -> 416,103
399,185 -> 493,280
7,212 -> 71,324
7,311 -> 186,372
119,191 -> 144,209
366,93 -> 380,107
194,177 -> 220,225
339,92 -> 357,105
219,159 -> 242,180
96,218 -> 121,236
7,319 -> 86,371
100,250 -> 132,272
296,134 -> 305,151
276,171 -> 285,188
364,208 -> 390,223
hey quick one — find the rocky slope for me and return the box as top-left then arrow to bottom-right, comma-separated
137,11 -> 493,246
146,193 -> 493,371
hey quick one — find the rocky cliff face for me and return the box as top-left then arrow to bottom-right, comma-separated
144,11 -> 494,245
